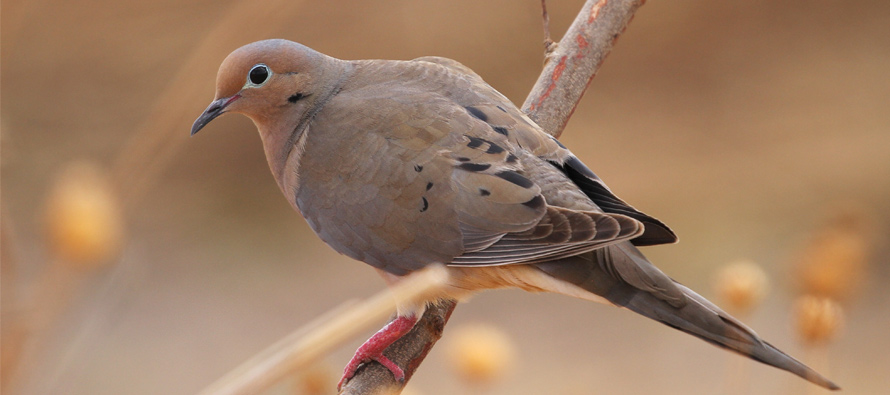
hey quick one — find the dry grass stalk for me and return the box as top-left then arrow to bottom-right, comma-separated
5,1 -> 304,391
110,0 -> 304,206
199,264 -> 450,395
1,206 -> 24,392
5,160 -> 126,392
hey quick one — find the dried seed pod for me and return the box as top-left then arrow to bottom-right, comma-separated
794,295 -> 843,346
45,161 -> 123,268
794,208 -> 871,302
291,364 -> 334,395
714,260 -> 769,315
444,323 -> 516,386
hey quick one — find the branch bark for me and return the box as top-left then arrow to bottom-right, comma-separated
340,0 -> 645,393
524,0 -> 646,138
339,300 -> 457,395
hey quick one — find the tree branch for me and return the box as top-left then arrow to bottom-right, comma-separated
523,0 -> 646,138
339,300 -> 457,395
340,0 -> 645,393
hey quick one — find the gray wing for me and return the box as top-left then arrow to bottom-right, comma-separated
296,61 -> 643,275
415,55 -> 677,246
446,99 -> 677,246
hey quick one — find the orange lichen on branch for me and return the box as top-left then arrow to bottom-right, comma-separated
575,34 -> 590,54
588,0 -> 606,23
530,55 -> 569,112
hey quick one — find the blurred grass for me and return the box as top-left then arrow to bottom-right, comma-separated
2,0 -> 889,394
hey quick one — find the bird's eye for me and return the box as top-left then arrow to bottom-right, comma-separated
248,64 -> 271,86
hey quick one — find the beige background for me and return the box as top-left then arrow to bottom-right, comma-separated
2,0 -> 889,394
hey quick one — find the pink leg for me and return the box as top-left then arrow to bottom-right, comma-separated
338,315 -> 418,389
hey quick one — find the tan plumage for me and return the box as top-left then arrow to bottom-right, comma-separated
192,39 -> 839,390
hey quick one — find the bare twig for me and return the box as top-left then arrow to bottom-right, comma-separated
524,0 -> 646,138
541,0 -> 557,55
342,0 -> 645,393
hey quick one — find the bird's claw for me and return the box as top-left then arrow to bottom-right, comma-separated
336,315 -> 417,390
337,350 -> 405,389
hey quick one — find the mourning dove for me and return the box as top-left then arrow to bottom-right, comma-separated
192,39 -> 839,390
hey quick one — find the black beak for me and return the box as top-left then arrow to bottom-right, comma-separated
191,95 -> 239,136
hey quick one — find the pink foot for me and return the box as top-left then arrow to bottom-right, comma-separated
337,315 -> 418,389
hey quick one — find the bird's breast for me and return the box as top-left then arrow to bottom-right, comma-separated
290,119 -> 463,275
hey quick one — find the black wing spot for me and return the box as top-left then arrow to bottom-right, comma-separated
522,195 -> 545,210
485,142 -> 505,154
479,188 -> 491,196
496,105 -> 508,113
466,136 -> 485,149
492,126 -> 509,136
426,182 -> 434,191
287,93 -> 305,103
551,136 -> 567,149
495,170 -> 534,188
459,162 -> 491,172
552,157 -> 678,246
506,154 -> 518,163
457,157 -> 471,162
414,164 -> 423,172
420,197 -> 429,212
465,106 -> 488,121
466,135 -> 505,154
565,156 -> 597,178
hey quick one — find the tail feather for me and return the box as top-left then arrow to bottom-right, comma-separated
634,282 -> 839,390
534,242 -> 840,391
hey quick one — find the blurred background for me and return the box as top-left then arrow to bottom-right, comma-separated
2,0 -> 889,394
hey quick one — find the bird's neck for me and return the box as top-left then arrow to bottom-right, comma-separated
260,57 -> 354,200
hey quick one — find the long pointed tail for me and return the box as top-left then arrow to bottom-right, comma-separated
535,242 -> 840,390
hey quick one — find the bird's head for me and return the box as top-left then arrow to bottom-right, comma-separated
191,39 -> 340,136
